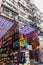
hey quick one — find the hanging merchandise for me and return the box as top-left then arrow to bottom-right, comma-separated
24,43 -> 32,50
2,41 -> 8,48
13,56 -> 19,65
13,62 -> 19,65
0,15 -> 19,65
0,40 -> 2,47
19,33 -> 24,39
24,42 -> 29,48
12,51 -> 19,65
19,52 -> 26,64
34,49 -> 40,61
36,42 -> 40,47
19,23 -> 39,49
24,42 -> 32,50
0,47 -> 2,54
2,53 -> 8,58
2,48 -> 6,53
19,38 -> 26,47
20,50 -> 30,65
10,60 -> 13,65
13,40 -> 20,50
0,62 -> 4,65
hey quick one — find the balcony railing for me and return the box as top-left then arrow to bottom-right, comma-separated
18,1 -> 32,12
2,2 -> 19,14
1,0 -> 34,23
1,4 -> 19,20
2,0 -> 33,17
18,14 -> 33,24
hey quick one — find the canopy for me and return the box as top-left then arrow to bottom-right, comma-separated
19,23 -> 36,35
0,16 -> 14,39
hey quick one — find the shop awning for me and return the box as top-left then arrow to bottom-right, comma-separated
19,23 -> 36,35
0,16 -> 14,39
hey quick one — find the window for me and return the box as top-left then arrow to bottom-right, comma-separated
11,12 -> 15,18
2,6 -> 9,16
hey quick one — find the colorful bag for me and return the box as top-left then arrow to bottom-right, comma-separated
13,40 -> 19,49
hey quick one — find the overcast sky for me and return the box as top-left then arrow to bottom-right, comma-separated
34,0 -> 43,13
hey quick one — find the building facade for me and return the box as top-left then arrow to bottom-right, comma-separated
0,0 -> 42,31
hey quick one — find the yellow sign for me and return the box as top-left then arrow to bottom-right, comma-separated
19,38 -> 26,46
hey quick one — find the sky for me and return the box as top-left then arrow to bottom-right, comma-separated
34,0 -> 43,13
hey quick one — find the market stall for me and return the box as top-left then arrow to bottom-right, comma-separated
19,23 -> 40,49
0,15 -> 19,65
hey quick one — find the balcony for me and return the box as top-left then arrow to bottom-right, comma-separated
18,1 -> 32,13
18,14 -> 32,25
1,4 -> 19,20
2,0 -> 33,17
25,0 -> 30,3
27,4 -> 32,10
2,2 -> 19,15
32,4 -> 39,12
2,0 -> 27,16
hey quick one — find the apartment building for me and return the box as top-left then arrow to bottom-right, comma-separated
0,0 -> 19,20
0,0 -> 42,27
